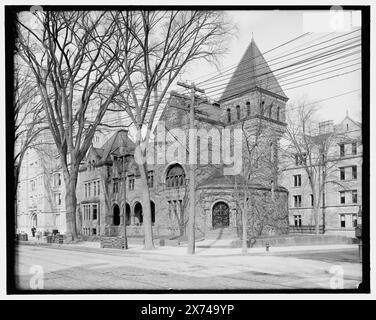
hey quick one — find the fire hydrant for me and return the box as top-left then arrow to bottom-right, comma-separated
266,242 -> 270,252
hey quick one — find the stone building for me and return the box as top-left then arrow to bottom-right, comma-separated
76,38 -> 290,240
280,114 -> 362,237
16,147 -> 67,235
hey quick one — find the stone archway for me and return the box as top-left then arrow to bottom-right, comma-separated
125,203 -> 131,226
113,204 -> 120,226
212,201 -> 230,229
30,212 -> 37,228
134,202 -> 143,225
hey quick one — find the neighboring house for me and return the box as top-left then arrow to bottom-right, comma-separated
280,115 -> 362,237
76,38 -> 290,240
16,147 -> 66,236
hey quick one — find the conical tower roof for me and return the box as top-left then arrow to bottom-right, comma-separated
220,38 -> 287,102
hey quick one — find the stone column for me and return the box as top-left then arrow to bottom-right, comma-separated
131,205 -> 135,225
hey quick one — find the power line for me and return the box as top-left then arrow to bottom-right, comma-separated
202,38 -> 361,95
197,29 -> 360,86
204,45 -> 361,98
194,32 -> 312,84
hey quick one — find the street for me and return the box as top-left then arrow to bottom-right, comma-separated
15,244 -> 362,290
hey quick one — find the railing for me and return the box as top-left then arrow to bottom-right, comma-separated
289,225 -> 325,234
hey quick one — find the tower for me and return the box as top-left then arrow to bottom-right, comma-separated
219,38 -> 289,186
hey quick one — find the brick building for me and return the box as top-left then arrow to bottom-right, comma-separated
76,38 -> 290,240
280,114 -> 362,237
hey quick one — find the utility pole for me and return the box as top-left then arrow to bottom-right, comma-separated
177,81 -> 205,255
122,154 -> 129,249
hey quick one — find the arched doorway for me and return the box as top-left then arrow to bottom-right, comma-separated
125,203 -> 131,226
150,201 -> 155,225
212,202 -> 230,229
30,213 -> 37,228
134,202 -> 143,225
113,204 -> 120,226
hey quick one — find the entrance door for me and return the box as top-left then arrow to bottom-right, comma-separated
212,202 -> 230,229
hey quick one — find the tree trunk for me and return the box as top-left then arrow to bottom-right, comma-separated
138,163 -> 154,249
242,193 -> 248,255
63,169 -> 78,239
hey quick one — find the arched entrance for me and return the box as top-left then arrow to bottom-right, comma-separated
113,204 -> 120,226
134,202 -> 143,225
125,203 -> 131,226
212,202 -> 230,229
30,213 -> 37,228
150,201 -> 155,225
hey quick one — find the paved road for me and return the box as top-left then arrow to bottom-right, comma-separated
15,245 -> 362,290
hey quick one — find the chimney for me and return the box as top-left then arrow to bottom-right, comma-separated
318,120 -> 334,134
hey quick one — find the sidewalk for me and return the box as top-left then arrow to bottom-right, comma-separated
18,238 -> 359,257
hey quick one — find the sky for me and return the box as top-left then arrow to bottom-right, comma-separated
177,10 -> 362,124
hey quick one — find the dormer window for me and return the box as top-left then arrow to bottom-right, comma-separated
277,106 -> 280,121
268,104 -> 273,118
236,105 -> 241,120
260,100 -> 265,115
246,101 -> 251,116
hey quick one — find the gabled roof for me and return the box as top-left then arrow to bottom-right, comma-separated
220,38 -> 288,102
99,129 -> 135,162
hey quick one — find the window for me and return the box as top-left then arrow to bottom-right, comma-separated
293,174 -> 301,187
128,175 -> 135,191
352,142 -> 357,155
277,106 -> 280,121
352,214 -> 357,227
246,101 -> 251,116
339,191 -> 346,204
166,164 -> 185,188
113,180 -> 119,193
340,167 -> 345,180
260,100 -> 265,115
352,190 -> 358,204
85,184 -> 87,198
236,105 -> 240,120
88,183 -> 91,197
55,193 -> 61,206
294,215 -> 302,227
92,228 -> 97,235
56,173 -> 61,186
83,204 -> 91,221
340,214 -> 346,228
93,182 -> 97,196
268,104 -> 273,118
322,193 -> 325,207
352,166 -> 357,179
97,181 -> 100,195
92,204 -> 98,220
227,108 -> 231,123
293,195 -> 302,208
340,144 -> 345,157
148,171 -> 154,188
310,194 -> 314,207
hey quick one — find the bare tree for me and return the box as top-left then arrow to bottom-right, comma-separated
233,117 -> 286,254
284,101 -> 343,235
16,11 -> 135,239
109,10 -> 233,249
